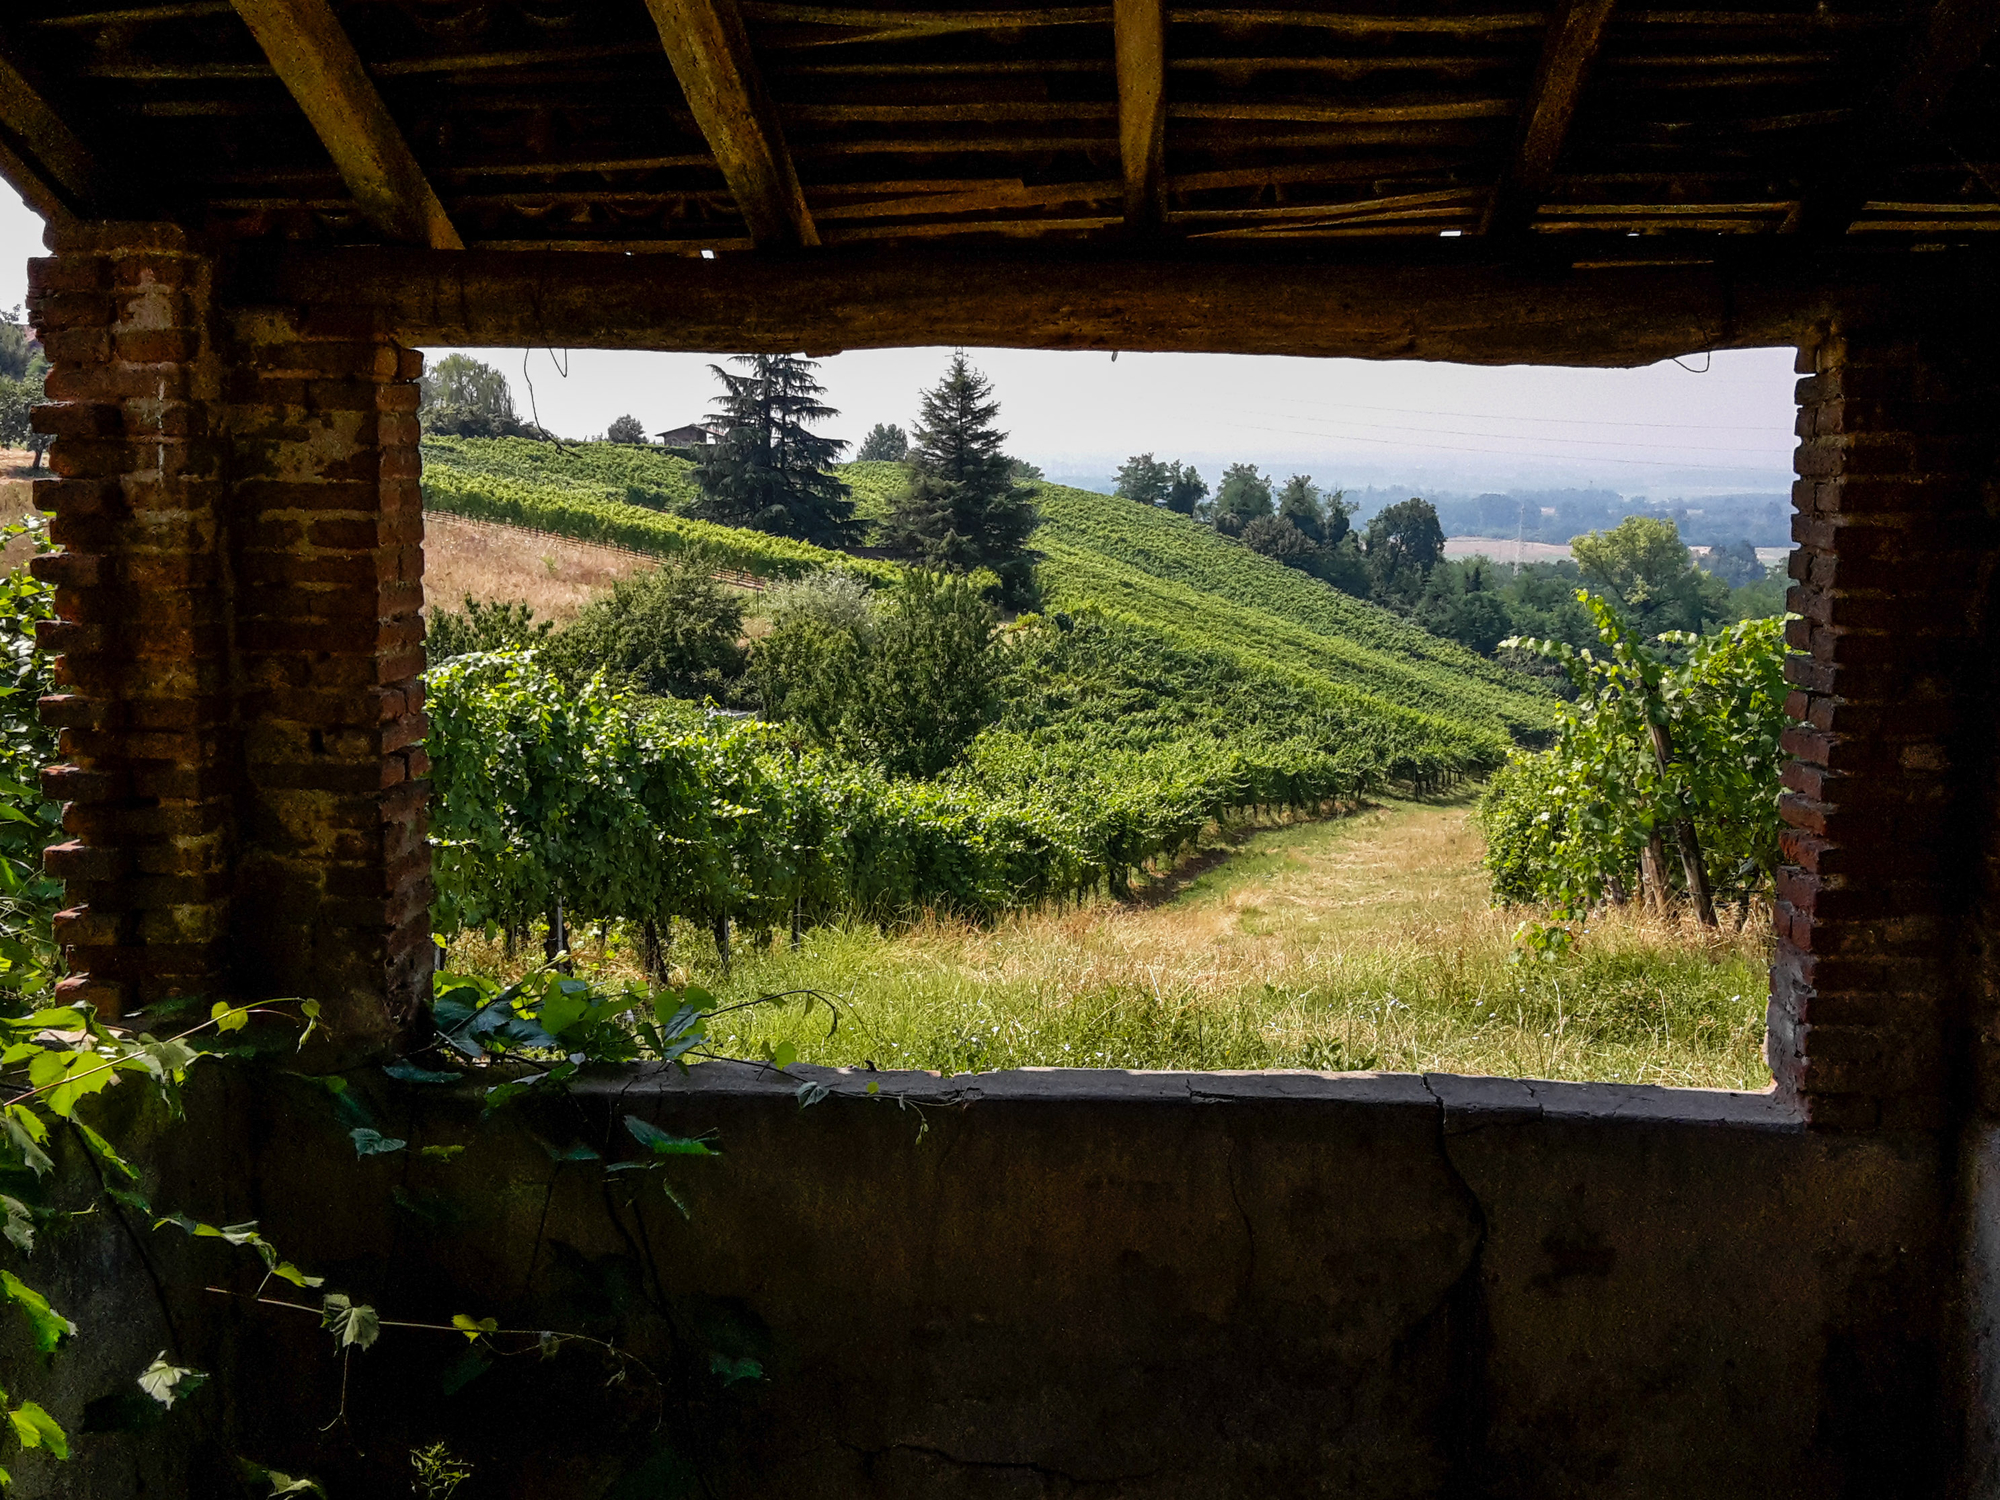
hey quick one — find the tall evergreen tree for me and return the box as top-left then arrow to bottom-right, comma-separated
881,352 -> 1039,603
691,354 -> 860,547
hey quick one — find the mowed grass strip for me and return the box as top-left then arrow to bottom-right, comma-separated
460,797 -> 1772,1090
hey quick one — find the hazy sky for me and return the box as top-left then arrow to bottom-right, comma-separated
1,186 -> 1800,497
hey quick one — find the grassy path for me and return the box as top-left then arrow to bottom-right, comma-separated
655,796 -> 1775,1089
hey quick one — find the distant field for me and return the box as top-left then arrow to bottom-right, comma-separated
421,511 -> 649,621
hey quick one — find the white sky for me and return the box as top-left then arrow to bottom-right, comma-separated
1,185 -> 1800,497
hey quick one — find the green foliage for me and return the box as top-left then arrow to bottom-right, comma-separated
0,314 -> 48,467
1363,497 -> 1447,610
547,554 -> 748,702
758,571 -> 1001,778
855,423 -> 908,462
605,414 -> 647,445
1213,463 -> 1273,531
0,524 -> 63,1004
879,353 -> 1039,604
1114,453 -> 1171,507
420,354 -> 528,439
1730,561 -> 1790,622
0,314 -> 32,383
1163,462 -> 1208,516
425,596 -> 553,663
1480,594 -> 1789,909
412,1443 -> 474,1500
690,354 -> 860,546
1571,515 -> 1730,637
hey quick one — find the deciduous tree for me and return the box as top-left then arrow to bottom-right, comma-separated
856,422 -> 909,461
1115,452 -> 1171,507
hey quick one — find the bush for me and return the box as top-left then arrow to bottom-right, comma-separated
549,553 -> 748,702
426,597 -> 552,663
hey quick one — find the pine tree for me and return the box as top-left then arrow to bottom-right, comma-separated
881,352 -> 1039,602
690,354 -> 860,547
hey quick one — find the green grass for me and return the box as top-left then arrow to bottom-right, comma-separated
463,798 -> 1771,1090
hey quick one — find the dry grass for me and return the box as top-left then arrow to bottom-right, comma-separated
420,511 -> 649,623
452,796 -> 1775,1089
0,451 -> 44,574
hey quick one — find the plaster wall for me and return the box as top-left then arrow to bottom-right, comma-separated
14,1065 -> 1946,1499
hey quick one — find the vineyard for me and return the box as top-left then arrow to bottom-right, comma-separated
412,439 -> 1546,943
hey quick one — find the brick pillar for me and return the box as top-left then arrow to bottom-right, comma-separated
25,224 -> 431,1051
1772,319 -> 2000,1130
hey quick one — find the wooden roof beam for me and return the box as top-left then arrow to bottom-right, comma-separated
0,47 -> 112,225
1479,0 -> 1616,236
1801,0 -> 2000,237
1115,0 -> 1167,232
244,240 -> 1911,368
228,0 -> 461,249
643,0 -> 819,249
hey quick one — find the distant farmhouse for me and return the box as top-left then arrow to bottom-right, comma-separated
655,421 -> 722,447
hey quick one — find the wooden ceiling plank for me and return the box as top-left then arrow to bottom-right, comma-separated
1803,0 -> 2000,236
642,0 -> 818,248
0,49 -> 111,221
1115,0 -> 1167,229
1479,0 -> 1617,236
228,0 -> 462,248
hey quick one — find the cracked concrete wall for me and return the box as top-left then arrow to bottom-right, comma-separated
17,1066 -> 1947,1498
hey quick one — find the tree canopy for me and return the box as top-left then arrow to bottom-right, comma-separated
1213,464 -> 1274,533
605,414 -> 646,444
879,352 -> 1039,603
547,552 -> 749,702
1163,462 -> 1209,516
1115,453 -> 1171,507
420,354 -> 527,438
690,354 -> 861,548
856,422 -> 909,462
1571,515 -> 1730,636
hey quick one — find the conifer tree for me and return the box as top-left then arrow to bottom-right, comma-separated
881,352 -> 1039,602
691,354 -> 860,547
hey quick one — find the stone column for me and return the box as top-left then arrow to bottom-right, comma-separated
1774,318 -> 2000,1131
25,223 -> 431,1050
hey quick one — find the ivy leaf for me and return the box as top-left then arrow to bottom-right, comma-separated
623,1116 -> 718,1157
0,1106 -> 51,1178
7,1400 -> 68,1459
136,1353 -> 206,1409
69,1115 -> 137,1180
238,1458 -> 326,1496
350,1128 -> 407,1158
450,1314 -> 497,1343
209,1001 -> 251,1034
320,1294 -> 380,1352
0,1195 -> 35,1254
0,1270 -> 75,1354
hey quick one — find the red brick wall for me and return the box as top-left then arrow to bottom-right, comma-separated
1773,320 -> 1999,1130
25,224 -> 431,1048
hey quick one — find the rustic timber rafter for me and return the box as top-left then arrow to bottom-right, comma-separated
227,0 -> 462,249
1479,0 -> 1616,236
643,0 -> 819,249
237,242 -> 2000,368
1115,0 -> 1168,231
0,47 -> 110,224
1801,0 -> 2000,237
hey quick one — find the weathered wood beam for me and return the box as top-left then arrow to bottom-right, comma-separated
642,0 -> 818,249
1801,0 -> 2000,237
235,241 -> 1937,367
228,0 -> 462,248
1479,0 -> 1617,236
1115,0 -> 1167,231
0,48 -> 111,223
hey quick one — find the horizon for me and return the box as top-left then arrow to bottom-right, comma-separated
2,187 -> 1799,498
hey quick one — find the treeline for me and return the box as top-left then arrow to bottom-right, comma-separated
1113,451 -> 1785,664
